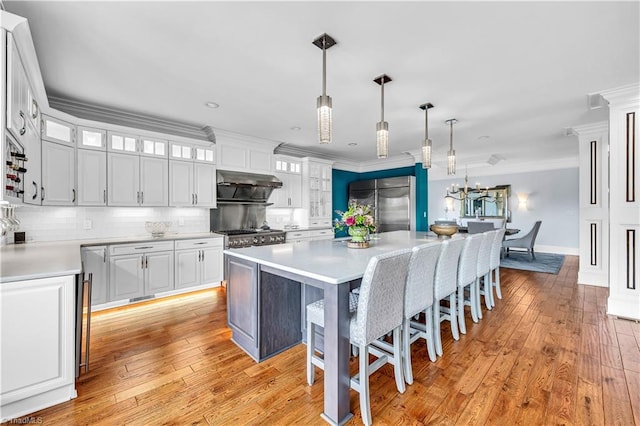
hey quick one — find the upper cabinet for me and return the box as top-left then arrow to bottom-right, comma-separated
271,156 -> 302,208
302,158 -> 334,228
168,141 -> 216,208
215,132 -> 278,174
79,126 -> 106,150
6,34 -> 39,143
42,115 -> 75,146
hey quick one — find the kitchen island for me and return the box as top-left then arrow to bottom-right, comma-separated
223,230 -> 445,425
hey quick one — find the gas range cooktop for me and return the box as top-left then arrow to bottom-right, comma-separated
218,229 -> 287,248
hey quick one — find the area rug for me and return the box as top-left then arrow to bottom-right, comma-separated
500,252 -> 565,274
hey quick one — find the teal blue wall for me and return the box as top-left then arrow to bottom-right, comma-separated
332,163 -> 429,234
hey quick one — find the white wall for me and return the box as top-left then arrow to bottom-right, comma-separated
429,167 -> 579,254
8,206 -> 210,243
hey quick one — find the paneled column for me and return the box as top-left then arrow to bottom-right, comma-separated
601,84 -> 640,320
574,122 -> 609,286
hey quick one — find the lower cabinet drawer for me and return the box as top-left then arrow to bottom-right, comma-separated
174,237 -> 223,250
109,241 -> 174,256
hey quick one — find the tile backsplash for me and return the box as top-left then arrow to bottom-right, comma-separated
8,206 -> 211,243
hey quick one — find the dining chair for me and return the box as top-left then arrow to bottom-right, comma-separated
477,230 -> 498,311
467,221 -> 495,234
306,248 -> 412,426
432,237 -> 465,357
456,234 -> 483,335
490,228 -> 507,301
503,220 -> 542,259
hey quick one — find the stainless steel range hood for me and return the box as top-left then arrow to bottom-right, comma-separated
216,170 -> 283,203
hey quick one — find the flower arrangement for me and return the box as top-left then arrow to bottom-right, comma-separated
334,200 -> 376,233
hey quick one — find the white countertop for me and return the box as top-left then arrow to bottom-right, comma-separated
224,230 -> 452,284
0,232 -> 224,283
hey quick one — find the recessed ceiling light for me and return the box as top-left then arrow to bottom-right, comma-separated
205,101 -> 220,109
477,135 -> 490,140
290,126 -> 302,131
348,142 -> 358,146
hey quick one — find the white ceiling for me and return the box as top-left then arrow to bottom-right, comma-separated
4,1 -> 639,176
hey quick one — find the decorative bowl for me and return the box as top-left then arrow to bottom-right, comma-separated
430,224 -> 459,239
145,221 -> 172,237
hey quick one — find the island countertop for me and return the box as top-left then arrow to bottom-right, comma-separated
224,230 -> 448,284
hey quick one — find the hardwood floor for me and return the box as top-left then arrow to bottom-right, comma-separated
10,255 -> 640,425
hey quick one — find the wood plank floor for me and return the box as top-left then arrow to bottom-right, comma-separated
9,255 -> 640,425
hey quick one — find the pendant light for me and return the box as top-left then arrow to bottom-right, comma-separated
374,74 -> 392,159
445,118 -> 457,175
419,103 -> 434,169
313,33 -> 336,144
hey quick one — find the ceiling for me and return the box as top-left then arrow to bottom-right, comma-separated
4,1 -> 639,176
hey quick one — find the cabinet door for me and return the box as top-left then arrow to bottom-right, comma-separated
110,254 -> 144,301
201,246 -> 223,284
42,115 -> 75,146
271,172 -> 289,207
6,35 -> 29,141
194,163 -> 216,207
144,251 -> 174,294
107,152 -> 140,206
78,127 -> 106,151
22,119 -> 42,205
82,246 -> 109,305
140,156 -> 168,206
77,149 -> 107,206
0,276 -> 75,405
175,249 -> 200,289
41,141 -> 75,206
288,173 -> 303,208
169,160 -> 194,207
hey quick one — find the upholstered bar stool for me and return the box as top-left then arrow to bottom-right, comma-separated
373,243 -> 441,385
306,249 -> 412,426
456,234 -> 483,335
477,230 -> 498,311
490,228 -> 507,301
432,237 -> 465,357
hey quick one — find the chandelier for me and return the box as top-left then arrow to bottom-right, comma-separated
445,169 -> 494,203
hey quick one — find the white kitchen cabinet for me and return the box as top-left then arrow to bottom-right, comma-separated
0,275 -> 76,421
42,115 -> 75,146
169,151 -> 216,207
21,118 -> 42,205
286,228 -> 334,243
6,34 -> 34,142
77,149 -> 107,206
41,140 -> 75,205
107,152 -> 168,206
169,141 -> 215,164
140,156 -> 169,206
174,238 -> 223,289
78,126 -> 106,151
109,241 -> 174,302
81,246 -> 109,305
301,158 -> 333,227
217,143 -> 273,174
271,156 -> 302,208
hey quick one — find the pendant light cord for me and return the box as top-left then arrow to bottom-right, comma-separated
322,40 -> 327,96
425,107 -> 429,139
380,82 -> 385,122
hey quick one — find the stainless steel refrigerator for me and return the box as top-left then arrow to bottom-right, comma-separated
348,176 -> 415,233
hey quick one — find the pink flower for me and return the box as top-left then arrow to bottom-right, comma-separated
345,216 -> 356,226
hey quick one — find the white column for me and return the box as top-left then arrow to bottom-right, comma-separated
573,122 -> 609,287
601,83 -> 640,320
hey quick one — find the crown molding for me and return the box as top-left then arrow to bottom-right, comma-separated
570,121 -> 608,137
48,96 -> 214,142
598,83 -> 640,108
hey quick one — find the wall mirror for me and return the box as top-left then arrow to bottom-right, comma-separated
460,184 -> 511,221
